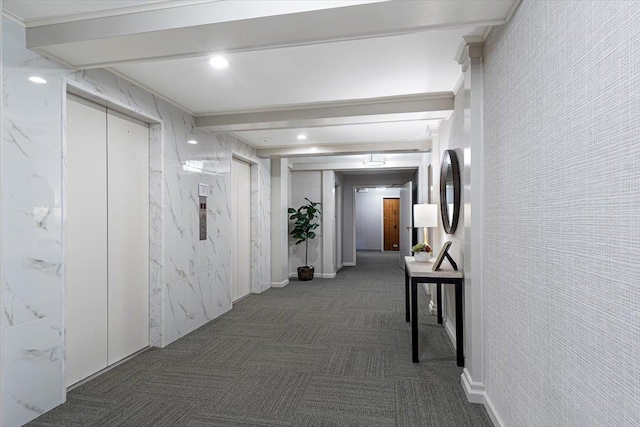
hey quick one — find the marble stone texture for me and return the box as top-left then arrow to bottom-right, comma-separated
1,17 -> 270,426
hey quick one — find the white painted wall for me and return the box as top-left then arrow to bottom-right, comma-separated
355,188 -> 400,250
288,171 -> 323,273
270,158 -> 289,286
482,1 -> 640,425
342,171 -> 420,265
321,170 -> 336,277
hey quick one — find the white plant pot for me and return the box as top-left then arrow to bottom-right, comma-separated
414,252 -> 430,263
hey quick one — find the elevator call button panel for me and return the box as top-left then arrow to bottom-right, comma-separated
199,197 -> 207,241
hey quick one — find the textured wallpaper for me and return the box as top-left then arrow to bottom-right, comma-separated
483,1 -> 640,425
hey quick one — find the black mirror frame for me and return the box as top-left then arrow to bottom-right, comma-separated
439,149 -> 460,234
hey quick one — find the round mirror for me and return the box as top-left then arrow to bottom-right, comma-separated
439,150 -> 460,234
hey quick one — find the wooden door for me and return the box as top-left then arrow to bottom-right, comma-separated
383,198 -> 400,251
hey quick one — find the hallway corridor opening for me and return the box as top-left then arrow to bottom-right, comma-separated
30,252 -> 489,426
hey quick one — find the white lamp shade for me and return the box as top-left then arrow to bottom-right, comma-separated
413,204 -> 438,228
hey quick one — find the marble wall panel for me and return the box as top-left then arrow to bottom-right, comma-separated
1,17 -> 270,425
3,315 -> 64,427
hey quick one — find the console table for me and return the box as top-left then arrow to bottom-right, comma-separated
404,256 -> 464,366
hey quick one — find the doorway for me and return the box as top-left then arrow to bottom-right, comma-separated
383,198 -> 400,251
231,158 -> 251,301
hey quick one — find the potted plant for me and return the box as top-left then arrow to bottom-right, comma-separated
412,242 -> 432,263
288,198 -> 321,280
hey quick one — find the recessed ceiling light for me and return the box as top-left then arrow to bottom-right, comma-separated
209,56 -> 229,69
28,76 -> 47,84
187,139 -> 198,145
297,133 -> 307,140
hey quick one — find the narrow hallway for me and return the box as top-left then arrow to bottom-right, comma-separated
31,252 -> 490,426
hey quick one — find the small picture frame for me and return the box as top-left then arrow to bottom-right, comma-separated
432,241 -> 457,271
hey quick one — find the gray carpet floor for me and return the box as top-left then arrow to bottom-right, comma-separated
30,252 -> 492,426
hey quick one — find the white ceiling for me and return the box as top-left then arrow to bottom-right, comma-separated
2,0 -> 519,156
114,28 -> 469,115
235,120 -> 436,148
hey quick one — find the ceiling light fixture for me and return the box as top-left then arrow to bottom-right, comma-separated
187,139 -> 198,145
363,153 -> 385,166
28,76 -> 47,84
209,56 -> 229,69
297,133 -> 307,140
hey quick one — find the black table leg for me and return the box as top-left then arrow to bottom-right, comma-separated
436,282 -> 443,324
405,267 -> 410,323
455,279 -> 464,367
411,279 -> 419,363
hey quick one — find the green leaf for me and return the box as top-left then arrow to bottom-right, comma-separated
308,232 -> 316,239
288,208 -> 296,213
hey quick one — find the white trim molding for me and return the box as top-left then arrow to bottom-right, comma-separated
456,35 -> 487,408
461,372 -> 506,427
270,279 -> 289,288
461,369 -> 486,404
484,392 -> 507,427
342,262 -> 356,267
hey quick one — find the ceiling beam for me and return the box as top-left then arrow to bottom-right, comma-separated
256,140 -> 431,159
196,93 -> 453,132
290,159 -> 424,171
27,0 -> 518,69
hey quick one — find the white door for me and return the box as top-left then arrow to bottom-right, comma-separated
399,181 -> 413,268
107,110 -> 150,365
66,95 -> 109,386
231,158 -> 251,301
66,96 -> 150,385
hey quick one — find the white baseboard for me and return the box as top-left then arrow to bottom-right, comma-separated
461,369 -> 485,404
484,392 -> 505,427
342,262 -> 356,267
288,273 -> 336,279
444,317 -> 456,349
429,300 -> 438,315
461,370 -> 504,427
271,279 -> 289,288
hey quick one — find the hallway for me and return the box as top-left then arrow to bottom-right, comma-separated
30,252 -> 489,426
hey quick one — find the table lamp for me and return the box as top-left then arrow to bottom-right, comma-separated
413,204 -> 438,260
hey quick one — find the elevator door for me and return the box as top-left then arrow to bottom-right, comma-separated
231,158 -> 251,301
107,110 -> 150,365
66,96 -> 109,386
66,95 -> 149,386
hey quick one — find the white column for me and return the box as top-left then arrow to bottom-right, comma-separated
429,134 -> 442,314
270,158 -> 289,287
321,170 -> 336,278
456,36 -> 486,403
